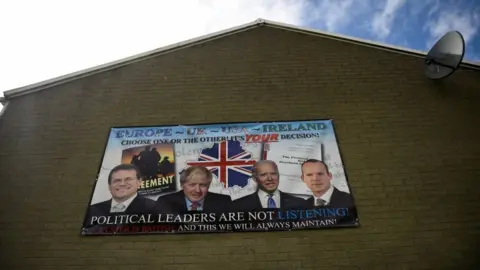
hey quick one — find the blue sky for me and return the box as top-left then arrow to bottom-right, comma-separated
0,0 -> 479,109
302,0 -> 479,62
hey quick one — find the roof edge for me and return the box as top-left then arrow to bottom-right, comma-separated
0,100 -> 8,118
2,18 -> 267,100
262,19 -> 480,69
2,18 -> 479,100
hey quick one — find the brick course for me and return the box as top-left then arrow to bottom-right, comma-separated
1,25 -> 479,269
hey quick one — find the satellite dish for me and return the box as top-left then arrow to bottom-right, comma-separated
424,31 -> 465,79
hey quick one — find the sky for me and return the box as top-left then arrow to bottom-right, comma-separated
0,0 -> 479,111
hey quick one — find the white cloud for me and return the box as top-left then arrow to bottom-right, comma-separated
425,9 -> 480,49
307,0 -> 355,32
2,0 -> 476,112
371,0 -> 406,39
0,0 -> 312,101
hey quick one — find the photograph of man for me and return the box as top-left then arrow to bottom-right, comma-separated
301,159 -> 354,208
233,160 -> 308,211
156,166 -> 232,213
87,164 -> 158,216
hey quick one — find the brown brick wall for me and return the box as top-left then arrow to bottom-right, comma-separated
1,25 -> 479,269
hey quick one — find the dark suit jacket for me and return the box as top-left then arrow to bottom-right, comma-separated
306,187 -> 354,208
83,195 -> 159,230
305,188 -> 358,226
87,195 -> 159,217
233,190 -> 308,212
156,190 -> 232,214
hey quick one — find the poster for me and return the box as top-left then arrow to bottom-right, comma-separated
81,119 -> 359,235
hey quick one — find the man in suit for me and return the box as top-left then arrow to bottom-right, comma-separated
233,160 -> 308,211
156,166 -> 232,214
300,159 -> 353,208
87,163 -> 158,217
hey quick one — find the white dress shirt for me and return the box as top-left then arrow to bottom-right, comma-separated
257,189 -> 281,208
110,193 -> 137,212
185,198 -> 205,211
313,185 -> 334,206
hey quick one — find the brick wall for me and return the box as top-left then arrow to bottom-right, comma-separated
1,25 -> 479,269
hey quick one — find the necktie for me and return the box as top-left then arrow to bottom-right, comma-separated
113,204 -> 126,212
267,194 -> 277,208
190,202 -> 200,211
316,198 -> 326,206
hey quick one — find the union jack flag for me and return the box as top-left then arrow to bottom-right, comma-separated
186,140 -> 257,188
